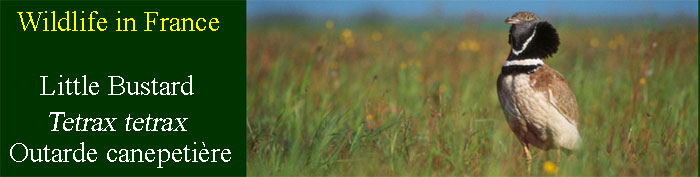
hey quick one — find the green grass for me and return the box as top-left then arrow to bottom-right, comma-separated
246,18 -> 698,176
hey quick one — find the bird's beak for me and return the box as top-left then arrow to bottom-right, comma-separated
505,17 -> 519,24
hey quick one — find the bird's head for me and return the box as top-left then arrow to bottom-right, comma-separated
505,11 -> 539,25
506,12 -> 540,37
505,11 -> 559,60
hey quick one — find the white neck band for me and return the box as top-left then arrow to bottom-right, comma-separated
503,58 -> 543,67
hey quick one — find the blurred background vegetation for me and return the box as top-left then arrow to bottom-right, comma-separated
246,1 -> 698,176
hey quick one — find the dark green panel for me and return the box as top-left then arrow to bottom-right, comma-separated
1,1 -> 245,176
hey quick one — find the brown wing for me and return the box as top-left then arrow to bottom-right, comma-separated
530,65 -> 579,126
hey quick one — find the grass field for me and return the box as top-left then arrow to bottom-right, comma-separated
246,17 -> 698,176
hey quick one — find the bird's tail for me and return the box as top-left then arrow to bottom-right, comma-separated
560,130 -> 582,151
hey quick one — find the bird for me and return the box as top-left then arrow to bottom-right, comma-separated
496,11 -> 581,173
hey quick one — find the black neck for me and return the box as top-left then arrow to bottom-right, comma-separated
507,21 -> 560,61
501,64 -> 542,75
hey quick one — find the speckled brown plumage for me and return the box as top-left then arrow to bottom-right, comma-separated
530,65 -> 579,125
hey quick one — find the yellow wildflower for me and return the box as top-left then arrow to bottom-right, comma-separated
639,77 -> 646,85
468,40 -> 480,52
439,84 -> 447,93
543,161 -> 558,175
400,62 -> 407,70
341,29 -> 354,48
342,29 -> 353,39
